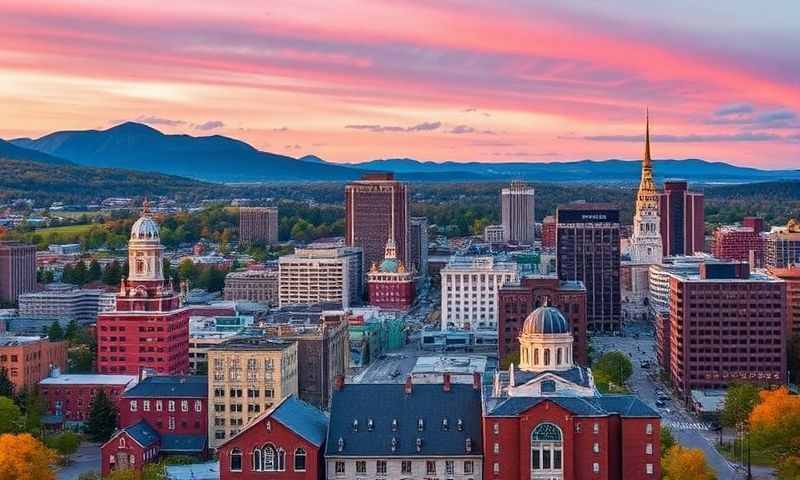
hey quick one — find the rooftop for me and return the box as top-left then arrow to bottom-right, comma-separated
123,376 -> 207,398
486,394 -> 659,418
0,336 -> 45,346
164,462 -> 219,480
40,374 -> 137,386
210,336 -> 295,351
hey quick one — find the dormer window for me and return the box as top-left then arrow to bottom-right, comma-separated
337,437 -> 344,452
391,436 -> 398,452
541,380 -> 556,394
465,437 -> 472,453
442,418 -> 449,431
416,438 -> 422,452
367,418 -> 374,431
417,418 -> 424,431
352,419 -> 359,432
457,419 -> 464,431
391,418 -> 398,431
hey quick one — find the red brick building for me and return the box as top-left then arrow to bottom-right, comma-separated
665,261 -> 787,398
102,375 -> 208,476
219,395 -> 328,480
39,372 -> 137,423
97,210 -> 190,375
0,336 -> 67,391
366,239 -> 415,310
658,180 -> 705,257
711,225 -> 764,266
497,276 -> 587,365
541,215 -> 556,249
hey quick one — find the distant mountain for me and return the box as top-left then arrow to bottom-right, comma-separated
0,138 -> 73,166
11,122 -> 363,182
298,155 -> 327,164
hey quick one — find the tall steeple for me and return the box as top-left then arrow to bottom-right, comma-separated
629,109 -> 662,265
639,108 -> 656,194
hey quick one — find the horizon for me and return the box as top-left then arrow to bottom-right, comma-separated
2,1 -> 799,167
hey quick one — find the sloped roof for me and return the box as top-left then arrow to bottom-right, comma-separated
124,420 -> 160,448
123,375 -> 207,398
161,434 -> 207,453
515,367 -> 592,388
271,396 -> 329,447
486,395 -> 658,418
325,383 -> 483,457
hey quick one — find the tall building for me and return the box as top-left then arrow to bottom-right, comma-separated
664,261 -> 786,397
556,203 -> 621,332
0,336 -> 67,391
97,207 -> 190,375
629,113 -> 662,265
239,207 -> 279,247
0,241 -> 36,304
278,243 -> 363,308
345,173 -> 410,273
207,337 -> 299,449
18,284 -> 116,324
484,305 -> 661,480
440,256 -> 518,331
711,225 -> 765,266
658,180 -> 704,256
223,268 -> 279,306
501,181 -> 535,245
541,215 -> 556,249
367,239 -> 416,311
497,275 -> 587,364
765,218 -> 800,268
409,217 -> 429,278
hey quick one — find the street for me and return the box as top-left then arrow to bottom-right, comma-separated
56,442 -> 101,479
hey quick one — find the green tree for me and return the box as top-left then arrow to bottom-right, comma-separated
17,386 -> 45,434
661,426 -> 676,455
87,259 -> 102,282
85,391 -> 117,443
102,260 -> 122,286
47,322 -> 64,341
73,261 -> 88,285
593,351 -> 633,387
68,345 -> 94,373
720,382 -> 760,429
64,319 -> 80,342
0,369 -> 14,398
0,396 -> 23,434
46,431 -> 81,465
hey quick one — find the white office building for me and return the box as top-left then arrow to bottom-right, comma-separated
18,283 -> 116,324
441,256 -> 518,331
279,243 -> 363,308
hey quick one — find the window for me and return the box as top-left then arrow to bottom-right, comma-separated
335,461 -> 345,476
230,448 -> 242,472
294,448 -> 306,472
493,442 -> 500,453
194,400 -> 202,412
356,460 -> 366,474
168,416 -> 175,431
531,423 -> 563,474
593,442 -> 600,453
129,401 -> 137,412
464,460 -> 474,474
646,423 -> 653,435
168,400 -> 175,412
493,462 -> 500,473
593,422 -> 600,434
156,400 -> 162,412
646,463 -> 654,475
645,443 -> 653,455
277,449 -> 286,471
262,444 -> 277,471
593,462 -> 600,473
401,461 -> 412,474
426,461 -> 436,475
181,400 -> 188,412
541,380 -> 556,393
377,460 -> 387,476
493,422 -> 500,434
143,400 -> 150,411
445,460 -> 454,476
253,449 -> 262,471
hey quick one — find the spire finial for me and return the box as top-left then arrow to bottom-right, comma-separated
142,197 -> 150,215
644,108 -> 651,169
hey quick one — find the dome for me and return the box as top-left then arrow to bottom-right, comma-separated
130,215 -> 160,240
522,306 -> 570,335
379,258 -> 399,273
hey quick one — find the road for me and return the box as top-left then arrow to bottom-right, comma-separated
56,442 -> 101,479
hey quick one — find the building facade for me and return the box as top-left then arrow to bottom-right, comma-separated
0,241 -> 36,304
345,173 -> 410,274
279,244 -> 363,309
224,269 -> 279,306
0,336 -> 67,390
367,239 -> 415,311
658,180 -> 705,257
501,181 -> 535,245
628,114 -> 662,266
765,218 -> 800,268
711,226 -> 765,266
39,372 -> 137,423
541,216 -> 556,249
556,204 -> 621,332
497,276 -> 588,365
441,256 -> 518,331
239,207 -> 279,247
18,284 -> 116,324
484,225 -> 505,244
208,337 -> 299,449
409,217 -> 429,278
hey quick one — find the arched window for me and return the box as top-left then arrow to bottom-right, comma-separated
252,448 -> 262,471
531,423 -> 563,478
262,444 -> 277,471
294,448 -> 306,471
534,348 -> 539,365
544,349 -> 550,366
556,348 -> 563,365
230,448 -> 242,472
277,448 -> 286,471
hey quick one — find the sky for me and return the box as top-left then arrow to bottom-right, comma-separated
1,0 -> 798,168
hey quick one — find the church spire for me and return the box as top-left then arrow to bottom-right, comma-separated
643,108 -> 652,175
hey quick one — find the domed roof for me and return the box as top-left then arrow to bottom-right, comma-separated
380,258 -> 399,273
522,305 -> 570,335
130,215 -> 160,240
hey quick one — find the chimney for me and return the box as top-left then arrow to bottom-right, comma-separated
404,375 -> 413,395
335,375 -> 345,391
443,373 -> 451,392
472,372 -> 481,390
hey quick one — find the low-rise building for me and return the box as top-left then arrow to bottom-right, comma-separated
18,283 -> 116,324
0,336 -> 66,390
39,372 -> 137,423
484,225 -> 505,244
224,269 -> 279,306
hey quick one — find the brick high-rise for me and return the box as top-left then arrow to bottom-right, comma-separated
711,225 -> 764,266
541,215 -> 556,249
345,173 -> 409,275
658,180 -> 704,256
556,203 -> 621,332
0,241 -> 36,304
408,216 -> 429,277
239,207 -> 279,247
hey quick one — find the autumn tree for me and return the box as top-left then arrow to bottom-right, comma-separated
661,445 -> 716,480
0,433 -> 56,480
748,387 -> 800,474
720,382 -> 760,428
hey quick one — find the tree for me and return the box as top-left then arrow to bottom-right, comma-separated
592,351 -> 633,386
0,397 -> 22,434
16,386 -> 45,434
46,431 -> 81,465
661,426 -> 676,454
73,261 -> 88,285
0,369 -> 14,398
661,445 -> 716,480
47,321 -> 64,341
749,387 -> 800,473
720,382 -> 760,428
102,260 -> 123,286
76,472 -> 101,480
85,391 -> 118,443
68,345 -> 94,373
105,469 -> 137,480
500,351 -> 520,370
88,259 -> 102,283
0,433 -> 56,480
64,319 -> 80,342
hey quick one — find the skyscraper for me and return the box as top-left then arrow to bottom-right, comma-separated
659,180 -> 704,256
239,207 -> 279,247
501,181 -> 535,244
345,172 -> 409,273
556,203 -> 621,332
0,241 -> 36,304
408,216 -> 429,277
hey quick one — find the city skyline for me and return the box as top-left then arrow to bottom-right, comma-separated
2,1 -> 799,168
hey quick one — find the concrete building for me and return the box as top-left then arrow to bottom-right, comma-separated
345,172 -> 410,274
224,269 -> 279,306
47,244 -> 81,255
556,203 -> 621,332
497,275 -> 588,365
541,216 -> 556,249
189,314 -> 256,374
659,180 -> 705,257
441,256 -> 518,331
0,336 -> 67,391
279,243 -> 363,308
662,261 -> 787,398
501,181 -> 535,245
0,241 -> 36,304
367,239 -> 415,311
484,225 -> 505,244
712,225 -> 765,266
765,218 -> 800,268
39,372 -> 137,423
410,355 -> 488,384
18,283 -> 116,324
208,337 -> 299,449
239,207 -> 279,247
409,217 -> 429,278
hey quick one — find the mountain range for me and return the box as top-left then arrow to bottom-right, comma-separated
6,122 -> 800,183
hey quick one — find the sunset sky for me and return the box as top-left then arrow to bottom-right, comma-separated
1,0 -> 798,167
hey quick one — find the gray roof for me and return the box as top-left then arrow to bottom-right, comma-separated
522,306 -> 570,335
514,367 -> 592,388
161,434 -> 207,453
123,376 -> 207,398
325,383 -> 483,457
124,420 -> 159,447
272,396 -> 329,447
487,395 -> 659,418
